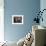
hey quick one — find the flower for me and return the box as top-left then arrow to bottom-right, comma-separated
33,9 -> 46,24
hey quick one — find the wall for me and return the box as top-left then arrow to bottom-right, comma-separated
40,0 -> 46,27
0,0 -> 4,42
4,0 -> 40,42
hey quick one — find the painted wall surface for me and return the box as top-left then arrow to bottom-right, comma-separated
40,0 -> 46,27
4,0 -> 40,42
0,0 -> 4,42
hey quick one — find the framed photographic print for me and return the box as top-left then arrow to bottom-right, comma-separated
12,15 -> 24,24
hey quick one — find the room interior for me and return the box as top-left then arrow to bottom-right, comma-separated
0,0 -> 46,46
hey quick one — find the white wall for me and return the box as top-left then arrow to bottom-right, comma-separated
0,0 -> 4,42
